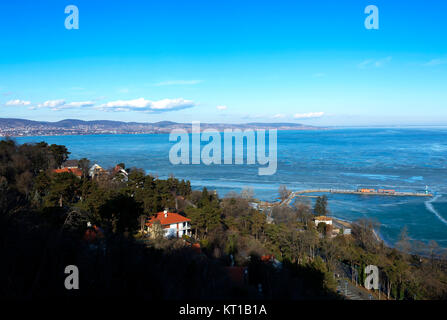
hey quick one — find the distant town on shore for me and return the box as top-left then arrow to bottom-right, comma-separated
0,118 -> 322,137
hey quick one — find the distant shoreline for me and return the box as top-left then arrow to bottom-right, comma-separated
4,126 -> 447,138
0,127 -> 323,138
0,117 -> 324,137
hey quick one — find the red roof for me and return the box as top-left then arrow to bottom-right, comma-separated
53,167 -> 83,177
146,211 -> 190,226
314,216 -> 332,221
261,254 -> 275,262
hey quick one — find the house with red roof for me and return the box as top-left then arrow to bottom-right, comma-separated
314,216 -> 333,226
52,167 -> 83,178
112,164 -> 128,182
146,210 -> 191,238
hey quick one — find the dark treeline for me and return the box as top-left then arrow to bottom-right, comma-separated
1,139 -> 446,300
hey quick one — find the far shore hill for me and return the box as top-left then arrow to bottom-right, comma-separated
0,118 -> 324,137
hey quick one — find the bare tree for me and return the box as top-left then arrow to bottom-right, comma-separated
78,158 -> 90,179
224,191 -> 240,199
278,185 -> 291,201
139,215 -> 147,233
241,187 -> 255,201
396,226 -> 411,256
429,240 -> 440,269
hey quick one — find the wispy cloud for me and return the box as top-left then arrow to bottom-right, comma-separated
13,97 -> 195,113
64,101 -> 95,109
154,80 -> 202,86
97,98 -> 196,112
293,112 -> 324,119
423,58 -> 447,67
216,105 -> 227,111
5,99 -> 31,106
273,113 -> 286,119
32,100 -> 95,111
37,99 -> 66,108
358,56 -> 392,69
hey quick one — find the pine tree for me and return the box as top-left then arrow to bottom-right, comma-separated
314,195 -> 328,216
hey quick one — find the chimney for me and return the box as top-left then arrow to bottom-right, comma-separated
164,209 -> 168,218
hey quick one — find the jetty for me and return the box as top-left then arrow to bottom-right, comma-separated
281,188 -> 433,206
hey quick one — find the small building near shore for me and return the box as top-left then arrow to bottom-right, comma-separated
61,160 -> 79,169
358,188 -> 376,193
89,164 -> 106,179
112,164 -> 128,182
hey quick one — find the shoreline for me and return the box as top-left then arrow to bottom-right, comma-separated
2,127 -> 323,138
331,216 -> 388,246
5,125 -> 447,138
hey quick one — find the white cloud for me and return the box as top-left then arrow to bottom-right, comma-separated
216,105 -> 227,111
154,80 -> 202,86
358,56 -> 392,68
98,98 -> 196,112
293,112 -> 324,119
62,101 -> 95,109
151,98 -> 195,111
38,99 -> 66,108
5,99 -> 31,106
36,99 -> 95,110
13,97 -> 195,113
67,101 -> 94,107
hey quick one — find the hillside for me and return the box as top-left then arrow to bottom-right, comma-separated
0,118 -> 322,136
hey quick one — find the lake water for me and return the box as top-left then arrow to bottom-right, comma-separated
14,128 -> 447,249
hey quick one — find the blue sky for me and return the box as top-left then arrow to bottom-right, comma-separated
0,0 -> 446,125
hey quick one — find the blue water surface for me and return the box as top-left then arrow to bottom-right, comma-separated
12,128 -> 447,248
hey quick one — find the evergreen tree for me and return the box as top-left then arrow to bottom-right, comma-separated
48,144 -> 70,168
314,195 -> 328,216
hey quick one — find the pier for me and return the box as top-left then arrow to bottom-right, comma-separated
281,188 -> 433,206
